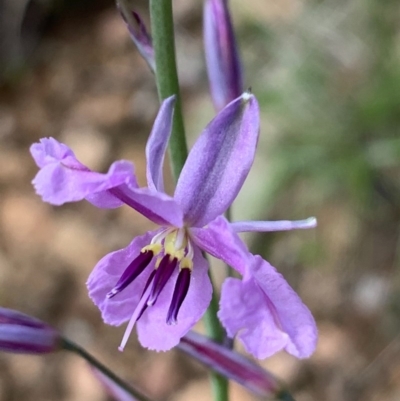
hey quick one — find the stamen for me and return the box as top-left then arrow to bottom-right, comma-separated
118,283 -> 153,352
147,256 -> 178,306
107,250 -> 153,298
166,268 -> 191,325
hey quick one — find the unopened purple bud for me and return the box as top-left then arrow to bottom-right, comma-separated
179,331 -> 289,399
0,307 -> 61,354
118,5 -> 155,72
204,0 -> 243,110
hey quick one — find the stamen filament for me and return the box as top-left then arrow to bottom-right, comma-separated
118,283 -> 153,352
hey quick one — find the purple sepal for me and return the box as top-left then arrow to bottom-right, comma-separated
179,331 -> 284,398
204,0 -> 243,110
0,307 -> 61,354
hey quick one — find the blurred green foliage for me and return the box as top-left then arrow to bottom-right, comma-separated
238,0 -> 400,265
242,0 -> 400,213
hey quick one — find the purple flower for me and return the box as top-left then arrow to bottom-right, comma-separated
30,92 -> 317,358
204,0 -> 243,110
0,307 -> 61,354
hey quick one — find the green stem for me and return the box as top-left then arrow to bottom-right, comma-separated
63,339 -> 153,401
149,2 -> 228,399
150,0 -> 188,180
203,269 -> 229,401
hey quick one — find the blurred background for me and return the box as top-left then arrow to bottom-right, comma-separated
0,0 -> 400,400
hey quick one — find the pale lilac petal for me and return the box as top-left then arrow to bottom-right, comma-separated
231,217 -> 317,233
110,186 -> 183,227
175,92 -> 260,227
146,96 -> 175,192
219,255 -> 317,359
32,159 -> 134,206
204,0 -> 242,110
190,215 -> 248,275
30,137 -> 79,168
136,245 -> 212,351
30,138 -> 136,207
87,230 -> 159,326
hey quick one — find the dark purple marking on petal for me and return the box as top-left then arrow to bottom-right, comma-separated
107,250 -> 153,299
167,268 -> 191,325
147,256 -> 178,306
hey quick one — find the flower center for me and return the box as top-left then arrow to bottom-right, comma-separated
107,228 -> 194,351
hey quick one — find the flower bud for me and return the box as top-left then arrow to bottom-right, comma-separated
0,307 -> 61,354
204,0 -> 243,110
118,5 -> 155,72
179,331 -> 292,399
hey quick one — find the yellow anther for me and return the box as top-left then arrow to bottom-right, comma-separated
180,257 -> 193,270
141,243 -> 162,256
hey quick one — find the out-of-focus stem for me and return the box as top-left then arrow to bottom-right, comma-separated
63,339 -> 152,401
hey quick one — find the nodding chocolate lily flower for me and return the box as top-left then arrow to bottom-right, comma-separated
204,0 -> 243,110
30,92 -> 316,357
0,307 -> 61,354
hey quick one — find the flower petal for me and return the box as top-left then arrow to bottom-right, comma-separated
218,255 -> 317,359
146,96 -> 175,192
136,245 -> 212,351
204,0 -> 243,110
31,138 -> 136,207
30,137 -> 78,168
110,185 -> 183,227
174,92 -> 260,227
231,217 -> 317,233
87,230 -> 159,326
191,215 -> 248,275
